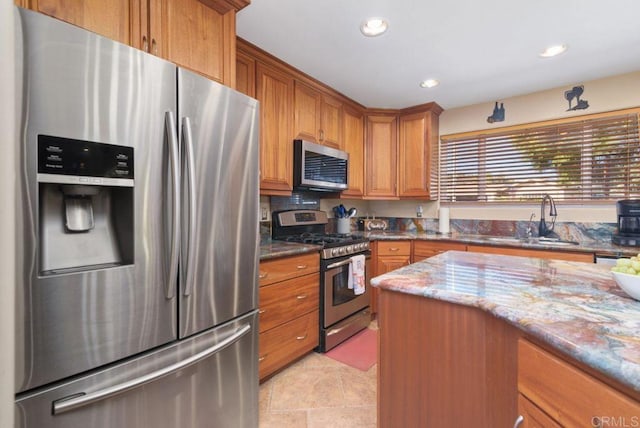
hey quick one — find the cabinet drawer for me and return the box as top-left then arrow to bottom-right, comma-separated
412,241 -> 466,262
376,241 -> 411,256
518,339 -> 640,427
259,273 -> 319,333
467,244 -> 594,262
259,310 -> 319,380
259,253 -> 319,286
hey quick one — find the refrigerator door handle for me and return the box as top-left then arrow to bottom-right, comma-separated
181,116 -> 197,297
165,111 -> 180,300
51,323 -> 252,415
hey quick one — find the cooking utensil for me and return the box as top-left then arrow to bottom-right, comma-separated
347,207 -> 357,218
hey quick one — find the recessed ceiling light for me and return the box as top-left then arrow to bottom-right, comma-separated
360,17 -> 389,37
539,44 -> 568,58
419,79 -> 439,88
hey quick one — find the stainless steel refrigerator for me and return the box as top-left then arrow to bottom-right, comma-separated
14,7 -> 259,427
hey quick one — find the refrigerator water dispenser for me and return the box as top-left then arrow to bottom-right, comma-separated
37,135 -> 134,274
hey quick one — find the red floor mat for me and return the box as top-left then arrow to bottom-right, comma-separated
325,328 -> 377,371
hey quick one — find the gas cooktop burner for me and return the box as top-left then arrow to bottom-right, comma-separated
271,209 -> 370,259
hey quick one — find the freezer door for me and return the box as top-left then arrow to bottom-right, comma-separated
15,8 -> 178,392
16,310 -> 258,428
178,68 -> 260,338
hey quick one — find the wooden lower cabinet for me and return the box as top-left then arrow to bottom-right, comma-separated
258,253 -> 320,380
518,394 -> 561,428
372,241 -> 411,315
518,339 -> 640,427
377,289 -> 640,428
467,244 -> 595,263
412,240 -> 466,262
259,310 -> 319,380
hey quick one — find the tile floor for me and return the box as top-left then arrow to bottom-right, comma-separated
259,324 -> 378,428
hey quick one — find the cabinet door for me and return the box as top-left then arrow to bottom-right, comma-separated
412,241 -> 467,263
24,0 -> 136,45
398,111 -> 431,198
294,81 -> 321,143
341,105 -> 365,197
235,50 -> 256,97
150,0 -> 235,85
365,114 -> 398,199
320,94 -> 342,149
256,62 -> 294,194
372,254 -> 411,314
467,244 -> 594,262
517,394 -> 561,428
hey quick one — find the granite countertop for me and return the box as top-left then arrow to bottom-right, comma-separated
360,230 -> 638,257
370,250 -> 640,392
259,239 -> 322,261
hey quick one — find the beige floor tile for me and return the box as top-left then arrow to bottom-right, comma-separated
303,351 -> 350,369
270,366 -> 345,410
307,406 -> 376,428
338,367 -> 377,406
259,410 -> 307,428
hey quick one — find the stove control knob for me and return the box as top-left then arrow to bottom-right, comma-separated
339,247 -> 346,255
346,245 -> 353,253
331,248 -> 339,256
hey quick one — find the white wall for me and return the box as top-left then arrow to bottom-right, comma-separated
0,0 -> 16,426
438,71 -> 640,223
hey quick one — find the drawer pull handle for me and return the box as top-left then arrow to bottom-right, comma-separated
258,309 -> 266,314
296,295 -> 307,300
512,415 -> 524,428
296,334 -> 308,341
259,272 -> 268,279
389,247 -> 399,252
296,264 -> 308,269
258,356 -> 266,362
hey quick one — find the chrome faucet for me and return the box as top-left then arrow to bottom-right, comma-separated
539,194 -> 557,237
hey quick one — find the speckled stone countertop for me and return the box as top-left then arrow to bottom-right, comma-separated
259,239 -> 322,261
371,250 -> 640,392
360,230 -> 639,258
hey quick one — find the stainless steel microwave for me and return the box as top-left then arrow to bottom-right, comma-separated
293,140 -> 349,192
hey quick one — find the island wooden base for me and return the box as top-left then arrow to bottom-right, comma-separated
377,288 -> 640,428
377,289 -> 520,427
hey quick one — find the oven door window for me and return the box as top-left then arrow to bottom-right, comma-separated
331,267 -> 357,306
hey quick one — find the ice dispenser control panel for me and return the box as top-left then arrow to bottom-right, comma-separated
38,135 -> 134,184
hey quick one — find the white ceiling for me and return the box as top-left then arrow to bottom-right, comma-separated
236,0 -> 640,110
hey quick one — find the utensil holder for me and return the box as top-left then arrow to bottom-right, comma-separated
337,218 -> 351,234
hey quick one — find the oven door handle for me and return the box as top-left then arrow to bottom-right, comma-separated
326,259 -> 353,270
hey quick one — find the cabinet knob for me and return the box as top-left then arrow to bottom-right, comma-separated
151,38 -> 158,55
389,247 -> 399,252
142,35 -> 148,52
296,294 -> 307,300
259,272 -> 268,279
296,264 -> 308,270
512,415 -> 524,428
258,309 -> 266,314
319,129 -> 324,141
295,333 -> 308,341
258,356 -> 266,362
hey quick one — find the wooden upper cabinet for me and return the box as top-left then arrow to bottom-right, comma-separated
294,81 -> 342,149
235,50 -> 256,97
21,0 -> 135,45
256,62 -> 294,195
148,0 -> 236,85
365,114 -> 398,199
21,0 -> 238,86
341,105 -> 365,198
398,104 -> 442,199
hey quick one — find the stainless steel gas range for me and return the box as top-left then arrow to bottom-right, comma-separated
272,209 -> 372,352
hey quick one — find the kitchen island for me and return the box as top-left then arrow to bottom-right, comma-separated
371,251 -> 640,428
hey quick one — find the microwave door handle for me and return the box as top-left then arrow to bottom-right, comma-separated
165,111 -> 180,300
51,323 -> 252,415
181,117 -> 197,297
